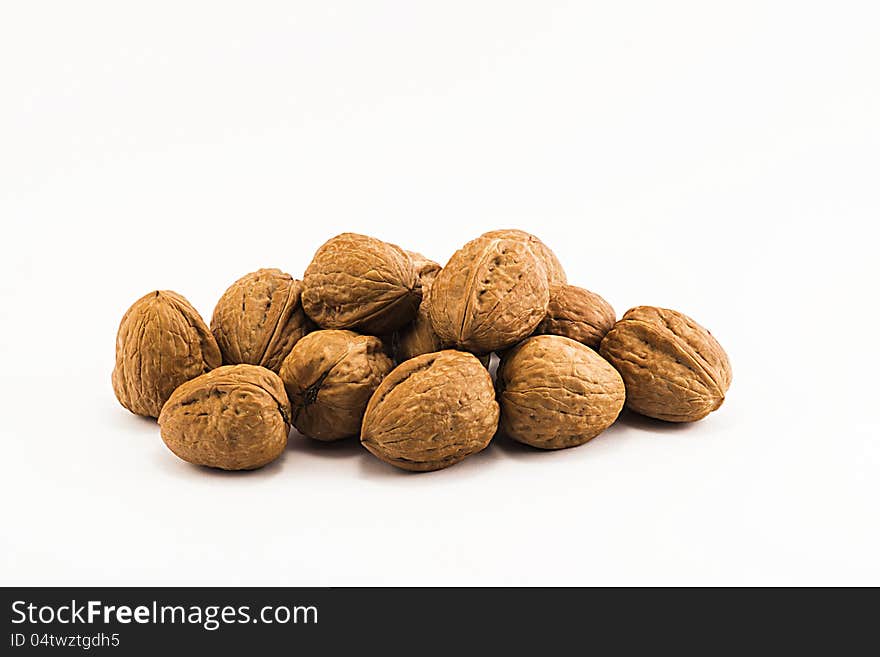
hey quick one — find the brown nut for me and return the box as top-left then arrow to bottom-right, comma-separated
301,233 -> 420,334
599,306 -> 731,422
112,290 -> 221,418
279,330 -> 394,441
481,229 -> 567,286
427,234 -> 550,354
392,302 -> 442,362
391,278 -> 492,367
361,350 -> 499,472
211,268 -> 312,373
405,251 -> 441,291
158,364 -> 291,470
497,335 -> 625,449
392,254 -> 443,362
535,284 -> 616,350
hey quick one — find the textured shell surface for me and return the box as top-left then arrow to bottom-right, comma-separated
361,350 -> 499,472
427,235 -> 550,354
599,306 -> 731,422
405,251 -> 441,289
392,302 -> 443,362
112,290 -> 221,418
392,258 -> 444,362
158,364 -> 291,470
301,233 -> 420,335
279,329 -> 394,441
392,281 -> 492,366
536,284 -> 616,350
497,335 -> 625,449
481,228 -> 567,286
211,268 -> 312,373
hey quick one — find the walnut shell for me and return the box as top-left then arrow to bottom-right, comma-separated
279,330 -> 394,441
112,290 -> 221,418
599,306 -> 731,422
301,233 -> 420,334
392,254 -> 443,362
481,229 -> 567,286
392,302 -> 442,362
361,350 -> 499,472
211,268 -> 312,373
427,234 -> 550,354
391,280 -> 492,366
158,364 -> 291,470
497,335 -> 625,449
405,251 -> 441,289
535,284 -> 616,350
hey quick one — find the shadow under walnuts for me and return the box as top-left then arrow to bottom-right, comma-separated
614,408 -> 703,434
353,434 -> 504,479
285,408 -> 701,477
286,429 -> 363,460
490,427 -> 616,460
177,450 -> 289,479
490,408 -> 698,460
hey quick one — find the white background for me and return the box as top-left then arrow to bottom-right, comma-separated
1,1 -> 878,586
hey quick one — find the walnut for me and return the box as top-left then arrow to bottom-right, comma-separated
391,277 -> 492,366
279,330 -> 393,441
392,294 -> 442,362
405,251 -> 441,290
210,268 -> 312,373
391,253 -> 442,362
481,229 -> 567,286
497,335 -> 625,449
301,233 -> 420,334
361,350 -> 499,471
427,234 -> 550,354
112,290 -> 221,418
158,364 -> 291,470
599,306 -> 731,422
535,284 -> 616,350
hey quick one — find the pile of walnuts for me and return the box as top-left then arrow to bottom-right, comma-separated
113,230 -> 731,473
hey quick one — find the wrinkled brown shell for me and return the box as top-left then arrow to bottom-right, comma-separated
481,229 -> 567,286
211,268 -> 312,373
427,235 -> 550,354
393,299 -> 443,362
112,290 -> 221,418
392,306 -> 493,364
497,335 -> 625,449
279,330 -> 394,441
405,251 -> 441,291
536,284 -> 616,350
301,233 -> 420,334
392,255 -> 443,362
361,350 -> 499,472
599,306 -> 731,422
158,364 -> 291,470
392,279 -> 492,367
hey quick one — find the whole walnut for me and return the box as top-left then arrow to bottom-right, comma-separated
599,306 -> 731,422
112,290 -> 221,418
211,268 -> 312,373
158,364 -> 291,470
392,253 -> 443,362
392,300 -> 442,362
535,284 -> 616,350
405,251 -> 441,291
301,233 -> 420,335
279,329 -> 394,441
361,350 -> 499,471
481,229 -> 567,286
428,234 -> 550,354
497,335 -> 625,449
391,280 -> 492,366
